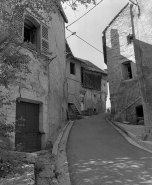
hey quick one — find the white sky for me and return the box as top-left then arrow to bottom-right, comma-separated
63,0 -> 129,108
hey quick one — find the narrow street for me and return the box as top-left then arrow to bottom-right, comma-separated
66,114 -> 152,185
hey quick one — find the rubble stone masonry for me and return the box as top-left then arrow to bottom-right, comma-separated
2,7 -> 67,149
132,0 -> 152,127
104,4 -> 141,124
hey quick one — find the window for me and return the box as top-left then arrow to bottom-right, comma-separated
127,34 -> 133,44
23,16 -> 40,51
70,62 -> 75,75
23,15 -> 49,53
14,8 -> 49,53
122,62 -> 133,80
24,18 -> 37,44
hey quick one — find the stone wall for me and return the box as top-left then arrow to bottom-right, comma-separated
1,6 -> 67,149
131,0 -> 152,127
104,4 -> 142,124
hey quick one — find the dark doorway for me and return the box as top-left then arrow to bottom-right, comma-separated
136,105 -> 144,125
15,101 -> 41,152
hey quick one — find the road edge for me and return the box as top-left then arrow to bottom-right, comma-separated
56,121 -> 73,185
106,118 -> 152,154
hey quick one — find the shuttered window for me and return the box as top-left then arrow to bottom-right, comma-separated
41,24 -> 49,53
12,6 -> 24,42
12,7 -> 50,54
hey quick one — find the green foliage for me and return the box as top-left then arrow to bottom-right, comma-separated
0,148 -> 28,178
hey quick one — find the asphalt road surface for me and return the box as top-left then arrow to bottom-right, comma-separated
66,113 -> 152,185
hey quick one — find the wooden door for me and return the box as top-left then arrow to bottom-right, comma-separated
15,101 -> 41,152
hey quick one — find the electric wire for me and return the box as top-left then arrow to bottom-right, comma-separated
65,0 -> 105,54
66,0 -> 104,28
75,34 -> 103,53
66,27 -> 103,53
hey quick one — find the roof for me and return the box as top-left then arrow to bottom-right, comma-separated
59,7 -> 68,23
66,43 -> 107,75
102,3 -> 129,33
74,57 -> 107,75
57,2 -> 68,23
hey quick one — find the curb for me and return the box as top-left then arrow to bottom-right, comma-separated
106,118 -> 152,154
52,120 -> 72,156
57,121 -> 73,185
52,120 -> 73,185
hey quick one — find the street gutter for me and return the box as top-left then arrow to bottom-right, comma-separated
107,118 -> 152,154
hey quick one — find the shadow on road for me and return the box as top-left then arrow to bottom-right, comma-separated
69,157 -> 152,185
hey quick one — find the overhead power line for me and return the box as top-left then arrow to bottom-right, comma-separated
66,0 -> 104,28
66,28 -> 103,54
75,34 -> 103,53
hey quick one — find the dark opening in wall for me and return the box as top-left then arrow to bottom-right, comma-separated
136,105 -> 144,125
127,34 -> 133,44
24,18 -> 37,44
122,62 -> 133,80
70,62 -> 75,75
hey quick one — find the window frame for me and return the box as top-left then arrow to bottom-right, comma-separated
23,14 -> 40,52
70,62 -> 76,75
121,61 -> 133,81
23,13 -> 49,54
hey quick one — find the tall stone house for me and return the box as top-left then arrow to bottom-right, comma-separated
102,3 -> 142,125
1,3 -> 68,152
103,0 -> 152,130
66,43 -> 107,119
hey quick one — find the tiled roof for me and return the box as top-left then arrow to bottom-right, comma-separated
75,57 -> 107,75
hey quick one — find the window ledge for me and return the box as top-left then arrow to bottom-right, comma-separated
122,78 -> 134,83
22,43 -> 50,60
22,42 -> 37,52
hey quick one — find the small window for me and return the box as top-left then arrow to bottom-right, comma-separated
23,15 -> 49,54
24,17 -> 40,51
70,62 -> 75,75
127,34 -> 133,44
24,19 -> 37,45
122,62 -> 133,80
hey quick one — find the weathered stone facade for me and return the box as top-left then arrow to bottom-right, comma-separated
131,0 -> 152,129
1,4 -> 68,150
103,3 -> 142,124
66,46 -> 107,116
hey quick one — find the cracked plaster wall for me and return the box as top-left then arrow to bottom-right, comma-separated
2,8 -> 67,149
131,0 -> 152,127
105,4 -> 141,124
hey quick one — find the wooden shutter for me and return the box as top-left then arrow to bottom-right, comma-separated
12,6 -> 24,42
40,24 -> 49,53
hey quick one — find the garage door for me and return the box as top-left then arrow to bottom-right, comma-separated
15,101 -> 41,152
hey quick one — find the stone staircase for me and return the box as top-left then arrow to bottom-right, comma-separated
69,103 -> 81,116
69,103 -> 81,120
68,93 -> 81,120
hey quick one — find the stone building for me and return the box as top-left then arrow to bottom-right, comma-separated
131,0 -> 152,129
102,3 -> 143,125
103,0 -> 152,129
1,3 -> 68,152
66,43 -> 107,118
